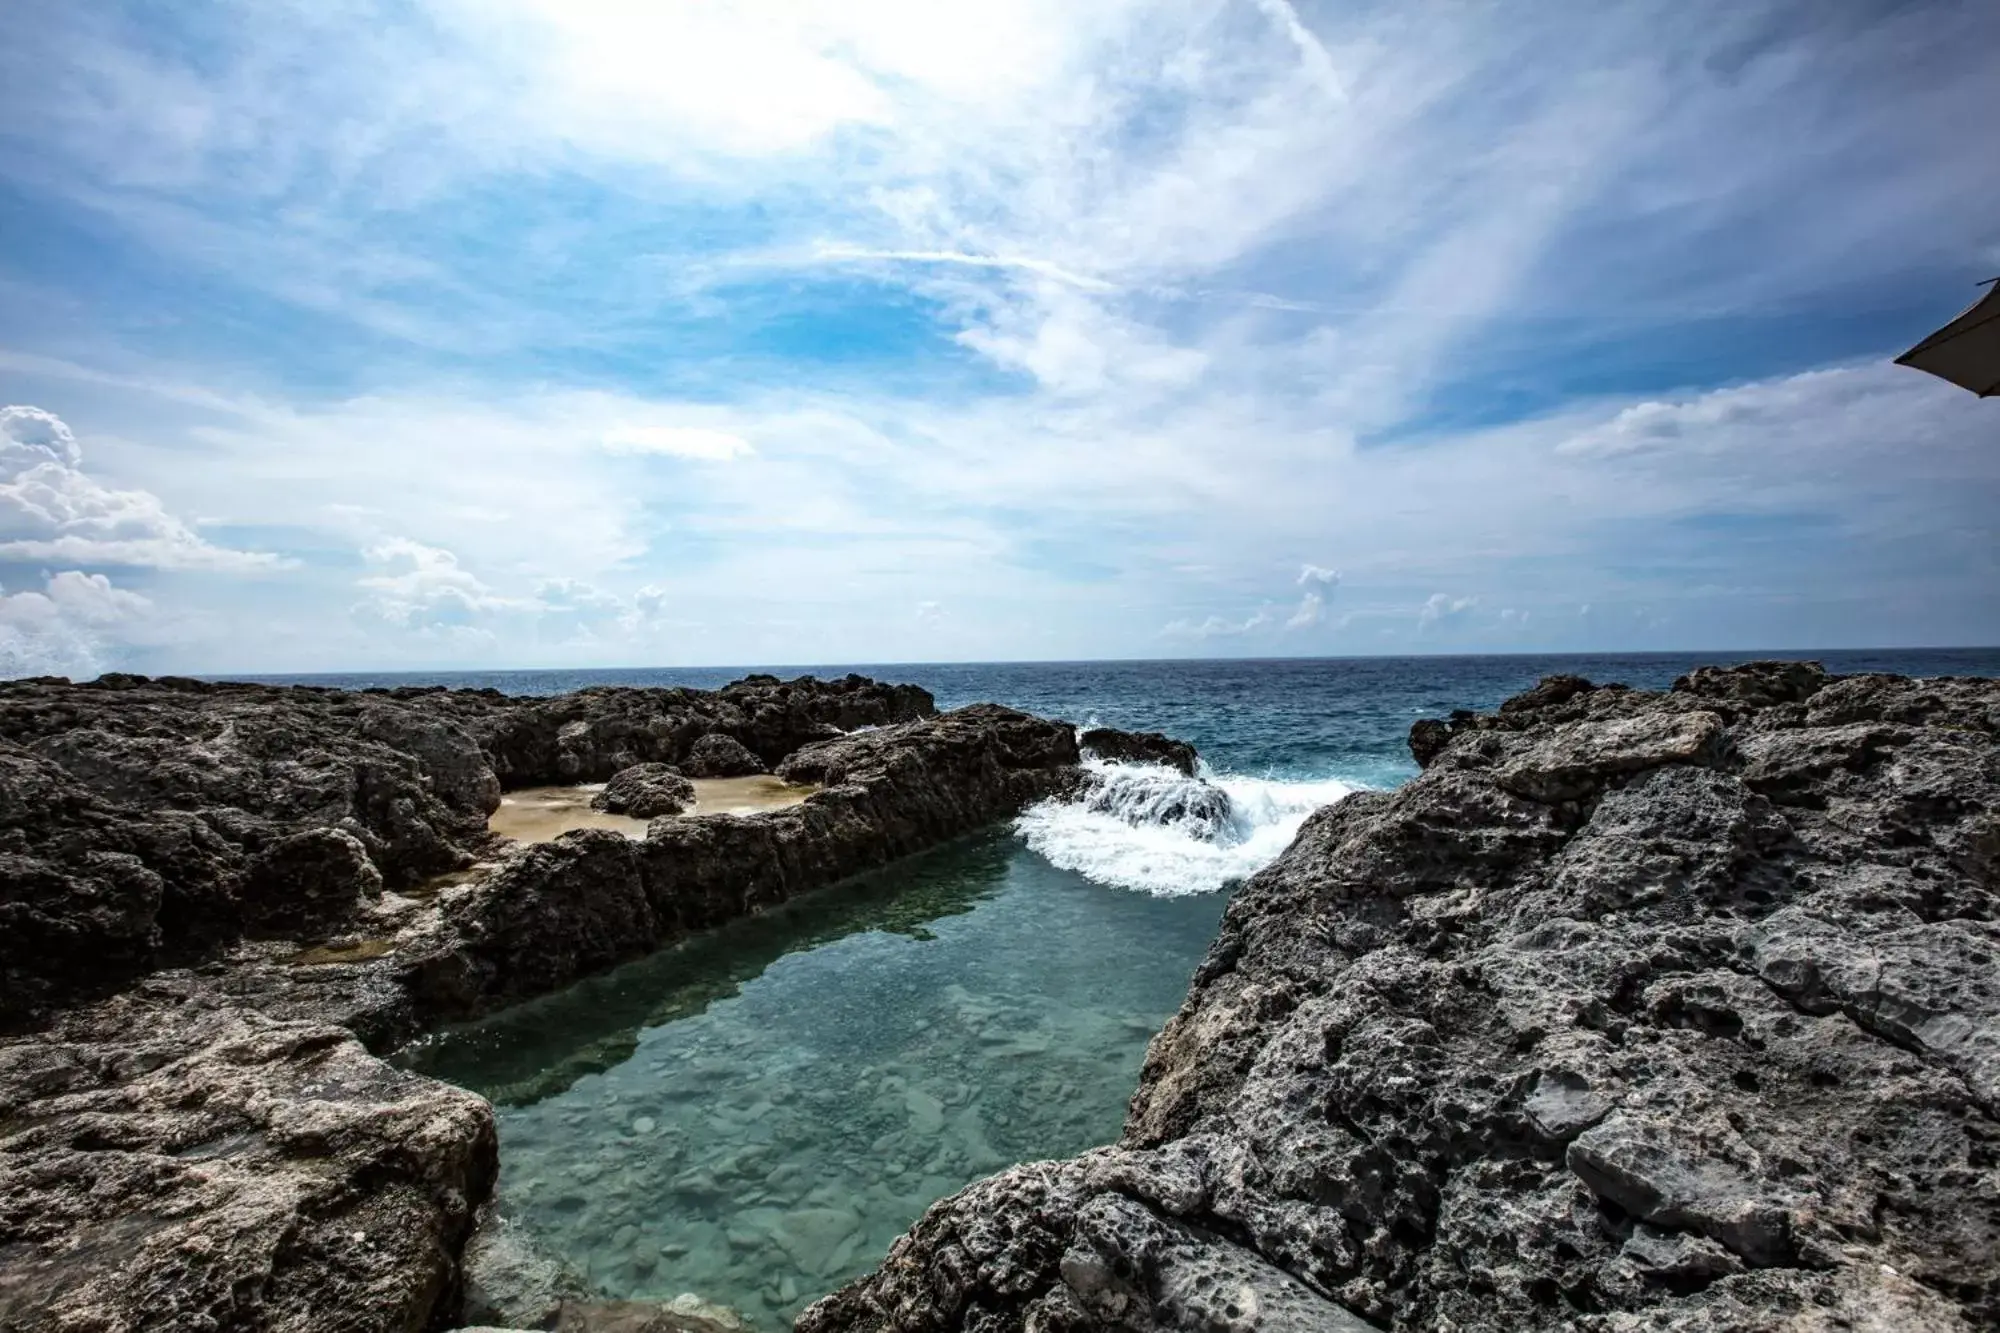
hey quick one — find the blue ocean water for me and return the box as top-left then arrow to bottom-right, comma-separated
366,650 -> 1999,1327
248,648 -> 2000,791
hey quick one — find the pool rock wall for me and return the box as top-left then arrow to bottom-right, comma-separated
0,671 -> 935,1028
409,705 -> 1084,1020
0,673 -> 1078,1332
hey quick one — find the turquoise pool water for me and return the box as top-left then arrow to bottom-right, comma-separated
403,829 -> 1228,1328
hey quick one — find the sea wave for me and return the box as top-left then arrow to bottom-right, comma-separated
1014,757 -> 1358,897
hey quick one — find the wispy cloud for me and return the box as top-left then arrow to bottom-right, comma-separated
0,1 -> 1994,668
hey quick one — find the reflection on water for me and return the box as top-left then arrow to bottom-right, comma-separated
489,778 -> 817,844
402,829 -> 1226,1329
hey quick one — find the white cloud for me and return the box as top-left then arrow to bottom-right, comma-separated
0,570 -> 154,677
915,600 -> 943,626
1297,564 -> 1341,588
0,405 -> 83,471
355,538 -> 514,630
1418,593 -> 1479,630
603,425 -> 754,461
0,4 -> 1995,666
1163,608 -> 1270,640
0,405 -> 283,571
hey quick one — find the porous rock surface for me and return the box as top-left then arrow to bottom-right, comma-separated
3,672 -> 1091,1331
677,733 -> 768,779
0,978 -> 496,1332
408,704 -> 1080,1019
592,763 -> 696,818
802,662 -> 2000,1332
0,671 -> 932,1029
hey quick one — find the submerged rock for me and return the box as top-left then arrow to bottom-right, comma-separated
592,763 -> 696,818
802,662 -> 2000,1332
1078,727 -> 1200,776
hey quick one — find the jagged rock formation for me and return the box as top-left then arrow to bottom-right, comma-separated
1,673 -> 1091,1332
1079,728 -> 1200,777
409,705 -> 1079,1021
801,663 -> 2000,1332
0,672 -> 932,1029
593,763 -> 696,818
0,976 -> 496,1332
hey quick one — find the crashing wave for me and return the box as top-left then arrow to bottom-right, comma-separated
1015,757 -> 1358,898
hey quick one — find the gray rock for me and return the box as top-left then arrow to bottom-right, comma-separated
0,988 -> 495,1332
804,663 -> 2000,1331
238,825 -> 385,937
678,733 -> 767,779
591,763 -> 695,818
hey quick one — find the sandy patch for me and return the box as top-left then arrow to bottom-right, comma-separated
490,778 -> 816,844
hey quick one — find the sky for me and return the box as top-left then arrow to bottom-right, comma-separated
1,0 -> 1997,676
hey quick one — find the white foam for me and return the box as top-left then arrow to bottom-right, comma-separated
1015,758 -> 1359,898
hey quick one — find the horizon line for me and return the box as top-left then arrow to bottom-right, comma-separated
161,643 -> 2000,682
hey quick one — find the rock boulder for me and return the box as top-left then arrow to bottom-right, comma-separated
1078,727 -> 1200,776
591,763 -> 695,818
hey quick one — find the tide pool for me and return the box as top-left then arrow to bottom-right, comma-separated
401,828 -> 1228,1329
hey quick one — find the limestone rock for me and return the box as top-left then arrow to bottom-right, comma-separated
592,763 -> 696,818
416,706 -> 1080,1020
0,988 -> 496,1332
805,663 -> 2000,1331
0,671 -> 935,1027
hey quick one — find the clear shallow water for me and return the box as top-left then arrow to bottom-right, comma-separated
403,831 -> 1225,1329
346,651 -> 2000,1327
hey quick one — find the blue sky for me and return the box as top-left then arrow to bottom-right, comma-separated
1,0 -> 1996,674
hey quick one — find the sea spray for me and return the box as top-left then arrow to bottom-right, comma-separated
1014,757 -> 1358,896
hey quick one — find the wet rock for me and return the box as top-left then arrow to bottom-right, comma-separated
462,1213 -> 590,1330
1078,728 -> 1199,776
678,734 -> 767,779
1075,763 -> 1234,840
592,764 -> 696,818
807,663 -> 2000,1331
552,1295 -> 752,1332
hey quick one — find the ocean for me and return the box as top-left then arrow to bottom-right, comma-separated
285,649 -> 1997,1327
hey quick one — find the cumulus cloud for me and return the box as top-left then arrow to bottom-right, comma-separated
1163,609 -> 1270,639
1285,564 -> 1341,630
0,405 -> 283,571
1418,593 -> 1478,630
1298,565 -> 1340,588
355,538 -> 513,630
0,570 -> 154,677
915,600 -> 943,626
603,425 -> 753,461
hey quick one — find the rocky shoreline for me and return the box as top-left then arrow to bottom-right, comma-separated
5,661 -> 1996,1331
801,662 -> 2000,1331
0,672 -> 1094,1331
